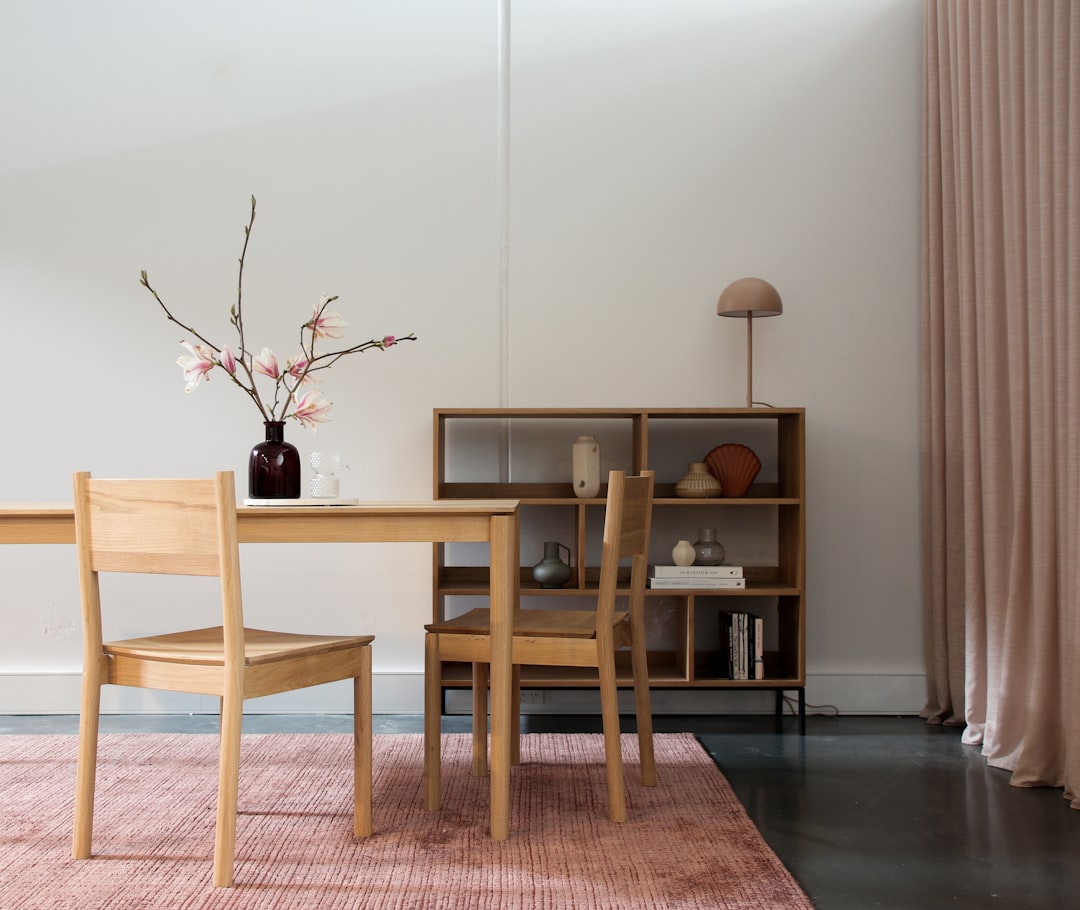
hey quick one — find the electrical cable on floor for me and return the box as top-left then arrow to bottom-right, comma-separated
781,694 -> 839,717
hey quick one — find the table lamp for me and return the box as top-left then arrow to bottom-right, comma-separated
716,277 -> 783,408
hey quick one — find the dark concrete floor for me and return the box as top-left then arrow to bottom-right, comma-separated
3,713 -> 1077,910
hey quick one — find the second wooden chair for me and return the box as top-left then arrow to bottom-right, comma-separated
424,469 -> 656,824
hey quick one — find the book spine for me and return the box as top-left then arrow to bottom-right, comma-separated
738,613 -> 748,679
746,614 -> 754,681
647,577 -> 747,589
753,615 -> 764,679
724,612 -> 735,679
648,564 -> 743,578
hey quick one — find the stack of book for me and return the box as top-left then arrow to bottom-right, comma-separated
647,564 -> 746,589
720,611 -> 764,680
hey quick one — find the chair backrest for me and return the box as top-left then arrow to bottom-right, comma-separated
72,472 -> 244,654
596,470 -> 655,630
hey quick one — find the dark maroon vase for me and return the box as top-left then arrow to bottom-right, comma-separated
248,421 -> 301,499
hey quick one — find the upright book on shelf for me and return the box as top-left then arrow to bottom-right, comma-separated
720,611 -> 744,679
752,614 -> 764,679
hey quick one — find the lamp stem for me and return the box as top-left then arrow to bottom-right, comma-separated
745,315 -> 754,408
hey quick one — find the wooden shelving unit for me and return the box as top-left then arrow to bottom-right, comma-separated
432,407 -> 806,731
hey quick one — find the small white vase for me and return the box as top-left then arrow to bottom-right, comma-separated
309,451 -> 340,499
672,539 -> 696,567
572,435 -> 601,499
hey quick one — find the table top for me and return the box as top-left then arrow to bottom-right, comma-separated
0,500 -> 519,515
0,499 -> 520,545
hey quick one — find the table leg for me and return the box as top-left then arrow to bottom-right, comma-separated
487,512 -> 518,840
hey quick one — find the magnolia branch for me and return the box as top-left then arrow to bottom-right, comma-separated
139,198 -> 417,428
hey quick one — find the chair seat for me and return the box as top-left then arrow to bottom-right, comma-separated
105,626 -> 374,666
426,608 -> 628,639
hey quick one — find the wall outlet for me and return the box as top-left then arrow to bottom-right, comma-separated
519,689 -> 545,704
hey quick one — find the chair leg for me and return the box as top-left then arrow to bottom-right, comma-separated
423,633 -> 442,811
72,680 -> 102,859
630,622 -> 656,787
470,661 -> 523,774
511,663 -> 521,766
354,646 -> 373,837
471,661 -> 489,777
212,693 -> 243,888
597,645 -> 627,823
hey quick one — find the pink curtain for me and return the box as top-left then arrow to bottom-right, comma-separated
921,0 -> 1079,808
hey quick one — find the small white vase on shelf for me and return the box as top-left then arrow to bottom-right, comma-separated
672,539 -> 696,567
572,435 -> 601,499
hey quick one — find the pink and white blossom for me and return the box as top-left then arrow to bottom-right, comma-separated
219,345 -> 237,375
287,356 -> 313,381
307,299 -> 348,339
177,342 -> 215,392
253,347 -> 280,379
291,390 -> 333,428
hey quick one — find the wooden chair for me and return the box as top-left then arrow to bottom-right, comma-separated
424,469 -> 656,824
70,471 -> 374,888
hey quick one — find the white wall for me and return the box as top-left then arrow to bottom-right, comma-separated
0,0 -> 925,715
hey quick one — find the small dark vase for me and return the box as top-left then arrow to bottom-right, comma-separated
532,541 -> 572,589
249,421 -> 301,499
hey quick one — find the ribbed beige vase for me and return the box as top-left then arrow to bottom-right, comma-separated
674,462 -> 722,498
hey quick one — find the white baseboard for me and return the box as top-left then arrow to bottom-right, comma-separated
0,672 -> 926,716
0,673 -> 425,715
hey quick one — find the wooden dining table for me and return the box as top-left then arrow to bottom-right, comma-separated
0,498 -> 521,840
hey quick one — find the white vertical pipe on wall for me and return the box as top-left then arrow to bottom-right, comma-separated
497,0 -> 512,480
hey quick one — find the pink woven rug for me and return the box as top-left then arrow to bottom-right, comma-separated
0,732 -> 812,909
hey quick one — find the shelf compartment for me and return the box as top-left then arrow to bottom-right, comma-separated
690,648 -> 802,687
437,559 -> 797,595
436,585 -> 801,596
651,491 -> 796,504
440,481 -> 609,500
438,649 -> 689,687
691,653 -> 804,684
436,413 -> 641,498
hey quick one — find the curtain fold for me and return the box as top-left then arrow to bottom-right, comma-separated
921,0 -> 1079,808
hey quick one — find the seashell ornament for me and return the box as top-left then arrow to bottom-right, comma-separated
704,444 -> 761,498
